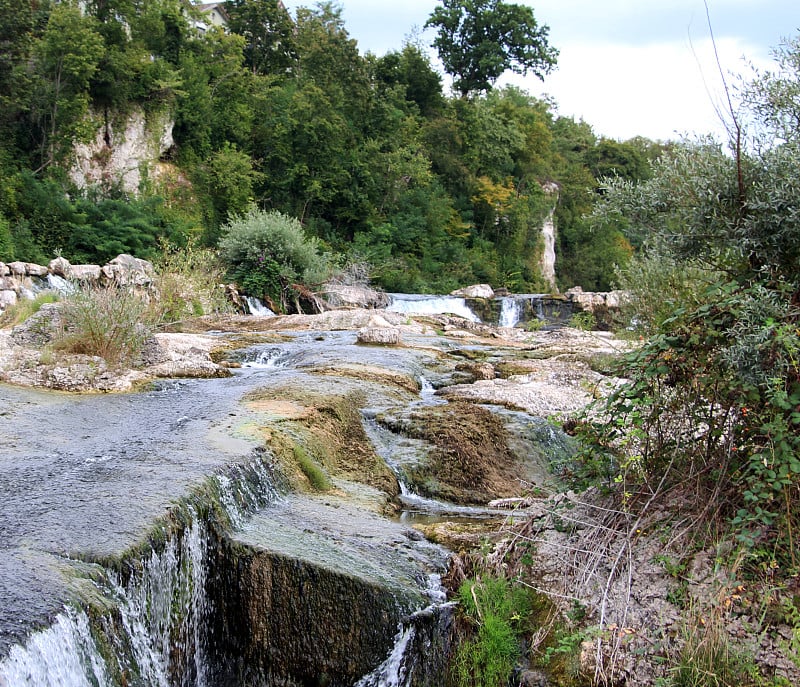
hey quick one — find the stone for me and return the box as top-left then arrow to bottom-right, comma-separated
450,283 -> 494,299
323,284 -> 390,310
0,262 -> 8,276
48,257 -> 73,278
102,254 -> 155,287
357,326 -> 401,345
7,262 -> 27,276
0,290 -> 17,309
10,303 -> 63,346
70,264 -> 102,282
518,669 -> 549,687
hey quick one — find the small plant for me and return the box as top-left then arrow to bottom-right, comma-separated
452,576 -> 533,687
524,317 -> 545,332
55,285 -> 154,366
569,311 -> 596,331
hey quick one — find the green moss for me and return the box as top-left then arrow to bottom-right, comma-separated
293,443 -> 332,492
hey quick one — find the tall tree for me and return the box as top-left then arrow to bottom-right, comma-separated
425,0 -> 557,97
224,0 -> 297,76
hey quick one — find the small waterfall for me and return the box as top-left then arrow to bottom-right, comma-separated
0,452 -> 281,687
245,296 -> 275,317
355,575 -> 455,687
386,295 -> 480,323
0,609 -> 109,687
239,346 -> 290,369
499,297 -> 522,328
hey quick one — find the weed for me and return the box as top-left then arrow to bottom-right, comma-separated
569,311 -> 597,331
55,285 -> 154,366
0,292 -> 59,327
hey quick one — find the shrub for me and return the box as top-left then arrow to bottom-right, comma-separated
55,286 -> 155,366
218,208 -> 331,311
153,238 -> 233,322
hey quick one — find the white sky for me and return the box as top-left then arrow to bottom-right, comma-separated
280,0 -> 799,142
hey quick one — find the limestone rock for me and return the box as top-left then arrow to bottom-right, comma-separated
70,264 -> 102,282
450,283 -> 494,299
11,303 -> 63,346
323,284 -> 390,309
48,257 -> 73,278
0,262 -> 8,276
0,290 -> 17,309
357,326 -> 401,345
138,332 -> 229,378
7,261 -> 47,277
102,254 -> 155,287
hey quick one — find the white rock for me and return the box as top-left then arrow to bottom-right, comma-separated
450,284 -> 494,299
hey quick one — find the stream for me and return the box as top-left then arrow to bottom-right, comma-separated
0,315 -> 573,686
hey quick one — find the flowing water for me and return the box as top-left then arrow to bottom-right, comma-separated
0,327 -> 467,686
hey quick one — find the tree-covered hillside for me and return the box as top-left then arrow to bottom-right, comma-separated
0,0 -> 664,293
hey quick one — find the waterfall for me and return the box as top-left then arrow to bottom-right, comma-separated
0,453 -> 281,687
239,346 -> 290,369
386,294 -> 480,322
499,297 -> 522,328
0,609 -> 109,687
245,296 -> 275,317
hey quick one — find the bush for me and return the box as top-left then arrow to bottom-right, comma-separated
218,208 -> 331,311
153,238 -> 233,322
55,286 -> 155,366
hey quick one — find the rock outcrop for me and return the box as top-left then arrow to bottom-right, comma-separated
0,254 -> 155,311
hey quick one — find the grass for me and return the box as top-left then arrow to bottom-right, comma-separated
0,291 -> 60,328
55,285 -> 154,366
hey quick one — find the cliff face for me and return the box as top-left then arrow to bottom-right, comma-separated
69,107 -> 174,195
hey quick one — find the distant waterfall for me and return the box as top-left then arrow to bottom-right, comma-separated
499,297 -> 522,328
245,296 -> 275,317
386,294 -> 480,322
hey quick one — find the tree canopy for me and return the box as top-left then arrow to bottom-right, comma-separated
425,0 -> 558,97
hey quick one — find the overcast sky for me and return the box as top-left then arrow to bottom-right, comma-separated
280,0 -> 798,142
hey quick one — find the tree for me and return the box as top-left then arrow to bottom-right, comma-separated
425,0 -> 557,97
224,0 -> 297,76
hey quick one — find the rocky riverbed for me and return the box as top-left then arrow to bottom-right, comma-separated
2,306 -> 797,686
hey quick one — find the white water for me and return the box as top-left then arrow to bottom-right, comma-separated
0,609 -> 109,687
386,294 -> 480,322
245,296 -> 275,317
240,346 -> 290,369
499,297 -> 522,328
0,454 -> 281,687
354,625 -> 416,687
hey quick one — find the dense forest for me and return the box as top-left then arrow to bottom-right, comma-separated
0,0 -> 666,294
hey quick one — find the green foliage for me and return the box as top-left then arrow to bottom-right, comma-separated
426,0 -> 558,97
153,238 -> 233,322
0,213 -> 14,261
0,292 -> 59,328
218,208 -> 331,310
56,285 -> 155,366
453,576 -> 532,687
568,311 -> 596,331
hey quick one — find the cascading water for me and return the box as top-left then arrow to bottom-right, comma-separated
499,297 -> 522,328
245,296 -> 275,317
0,452 -> 281,687
386,294 -> 480,322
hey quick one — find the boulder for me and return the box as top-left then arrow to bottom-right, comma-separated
450,284 -> 494,299
10,303 -> 63,346
0,262 -> 8,276
48,257 -> 73,279
0,290 -> 17,309
357,327 -> 401,346
7,262 -> 28,276
70,264 -> 102,282
102,254 -> 154,287
323,284 -> 390,310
